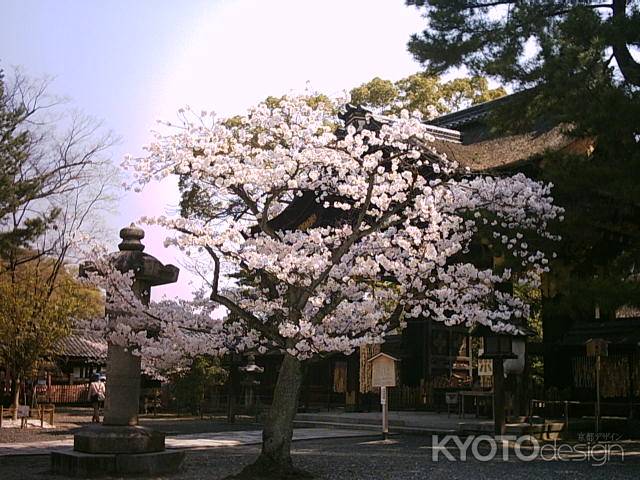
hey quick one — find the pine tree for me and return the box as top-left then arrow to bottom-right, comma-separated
407,1 -> 640,316
0,70 -> 59,260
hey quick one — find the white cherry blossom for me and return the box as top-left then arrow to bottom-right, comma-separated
87,96 -> 561,372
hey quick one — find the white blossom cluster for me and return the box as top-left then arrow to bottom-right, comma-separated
93,96 -> 561,370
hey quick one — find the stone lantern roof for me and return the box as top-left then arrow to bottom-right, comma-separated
109,224 -> 179,286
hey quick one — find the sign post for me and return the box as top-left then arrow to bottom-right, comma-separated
369,353 -> 399,440
380,386 -> 388,438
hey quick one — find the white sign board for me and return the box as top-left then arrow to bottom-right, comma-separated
370,353 -> 398,388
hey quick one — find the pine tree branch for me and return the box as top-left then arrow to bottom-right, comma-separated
612,0 -> 640,86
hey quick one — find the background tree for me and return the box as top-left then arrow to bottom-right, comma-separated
171,355 -> 227,415
0,258 -> 102,417
406,1 -> 640,147
349,73 -> 505,117
0,68 -> 116,266
406,1 -> 640,86
0,67 -> 116,413
406,1 -> 640,361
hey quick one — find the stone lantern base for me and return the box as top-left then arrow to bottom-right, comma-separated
51,425 -> 185,477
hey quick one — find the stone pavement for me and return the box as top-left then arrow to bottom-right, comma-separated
0,428 -> 376,456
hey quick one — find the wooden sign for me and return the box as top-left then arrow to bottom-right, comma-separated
369,353 -> 398,388
586,338 -> 609,357
445,392 -> 459,405
368,353 -> 398,439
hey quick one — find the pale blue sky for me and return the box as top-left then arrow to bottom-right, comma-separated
2,0 -> 426,298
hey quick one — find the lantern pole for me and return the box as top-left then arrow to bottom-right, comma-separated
493,358 -> 506,436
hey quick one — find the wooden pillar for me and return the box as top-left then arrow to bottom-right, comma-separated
226,361 -> 239,424
422,320 -> 427,392
595,355 -> 601,434
448,329 -> 453,378
468,335 -> 473,385
628,352 -> 634,420
427,320 -> 432,378
326,359 -> 332,411
493,359 -> 506,436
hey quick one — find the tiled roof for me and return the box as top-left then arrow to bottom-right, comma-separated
55,331 -> 107,361
431,125 -> 572,172
340,104 -> 462,143
562,318 -> 640,347
428,92 -> 574,172
430,92 -> 525,130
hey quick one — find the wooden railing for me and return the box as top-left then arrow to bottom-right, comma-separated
0,404 -> 55,428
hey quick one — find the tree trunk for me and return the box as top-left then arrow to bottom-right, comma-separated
234,354 -> 308,479
11,375 -> 21,421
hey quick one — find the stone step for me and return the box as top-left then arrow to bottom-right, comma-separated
458,421 -> 566,439
296,415 -> 401,426
295,415 -> 565,439
293,420 -> 456,436
51,450 -> 185,477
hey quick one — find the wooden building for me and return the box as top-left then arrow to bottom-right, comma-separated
431,94 -> 640,414
53,331 -> 107,384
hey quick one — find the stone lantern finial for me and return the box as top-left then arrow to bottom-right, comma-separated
118,224 -> 145,252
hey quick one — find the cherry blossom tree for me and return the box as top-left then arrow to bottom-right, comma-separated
88,96 -> 560,477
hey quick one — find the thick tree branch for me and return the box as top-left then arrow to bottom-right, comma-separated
201,243 -> 280,343
612,0 -> 640,86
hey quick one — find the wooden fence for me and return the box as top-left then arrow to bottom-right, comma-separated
389,385 -> 423,410
35,384 -> 90,404
572,354 -> 640,398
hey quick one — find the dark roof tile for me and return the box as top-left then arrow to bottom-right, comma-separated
56,331 -> 107,361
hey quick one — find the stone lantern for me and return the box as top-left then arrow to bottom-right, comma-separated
481,332 -> 517,360
239,354 -> 264,413
475,323 -> 533,436
52,225 -> 184,477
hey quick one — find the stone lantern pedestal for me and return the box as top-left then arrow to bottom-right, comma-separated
51,225 -> 185,476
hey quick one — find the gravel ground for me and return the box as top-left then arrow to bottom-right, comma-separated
1,435 -> 639,480
0,409 -> 261,444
